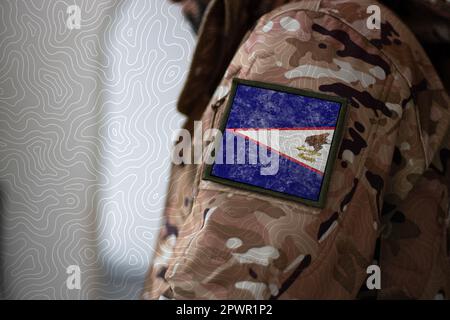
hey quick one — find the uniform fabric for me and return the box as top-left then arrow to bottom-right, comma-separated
143,0 -> 450,299
204,79 -> 347,206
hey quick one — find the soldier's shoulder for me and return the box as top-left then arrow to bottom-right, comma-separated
257,0 -> 442,91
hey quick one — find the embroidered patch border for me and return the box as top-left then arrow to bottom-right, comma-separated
203,78 -> 348,208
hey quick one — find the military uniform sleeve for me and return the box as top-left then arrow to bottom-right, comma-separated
160,3 -> 450,299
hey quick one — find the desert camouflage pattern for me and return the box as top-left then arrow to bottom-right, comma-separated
143,0 -> 450,299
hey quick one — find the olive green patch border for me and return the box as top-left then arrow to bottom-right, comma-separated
203,78 -> 348,208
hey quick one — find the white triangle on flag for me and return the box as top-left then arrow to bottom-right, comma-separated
227,127 -> 335,174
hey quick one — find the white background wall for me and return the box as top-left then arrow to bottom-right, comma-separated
0,0 -> 194,299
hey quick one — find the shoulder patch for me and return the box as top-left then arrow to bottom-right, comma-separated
203,78 -> 347,208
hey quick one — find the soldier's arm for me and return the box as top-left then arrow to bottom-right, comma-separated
161,2 -> 450,299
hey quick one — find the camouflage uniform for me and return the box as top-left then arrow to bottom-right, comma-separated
143,0 -> 450,299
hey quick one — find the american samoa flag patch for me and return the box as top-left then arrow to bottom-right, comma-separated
203,78 -> 347,208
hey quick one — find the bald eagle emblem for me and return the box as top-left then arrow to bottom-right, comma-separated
297,133 -> 330,163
